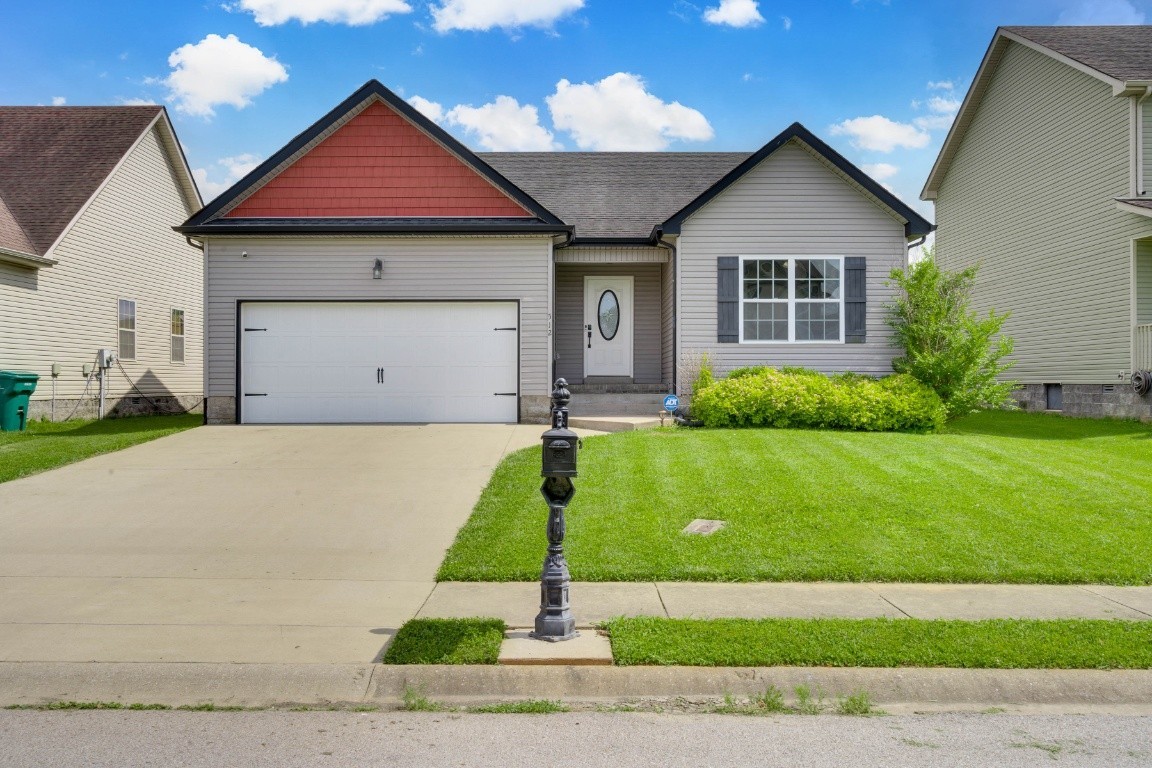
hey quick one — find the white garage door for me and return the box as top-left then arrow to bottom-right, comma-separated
240,302 -> 519,424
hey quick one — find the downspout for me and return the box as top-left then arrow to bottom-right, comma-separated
551,229 -> 575,385
655,231 -> 678,395
1137,87 -> 1152,195
185,236 -> 204,251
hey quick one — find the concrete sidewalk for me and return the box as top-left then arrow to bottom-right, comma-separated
418,581 -> 1152,626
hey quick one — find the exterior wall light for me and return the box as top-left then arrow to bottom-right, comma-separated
372,258 -> 383,279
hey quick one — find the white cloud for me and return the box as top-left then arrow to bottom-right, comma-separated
912,94 -> 961,131
431,0 -> 583,32
162,34 -> 288,117
445,96 -> 560,150
702,0 -> 764,27
927,95 -> 961,115
1057,0 -> 1144,24
546,72 -> 713,150
234,0 -> 412,25
51,96 -> 66,106
192,153 -> 262,201
927,80 -> 953,90
829,115 -> 929,152
781,15 -> 792,30
119,97 -> 158,106
862,162 -> 899,181
407,95 -> 445,123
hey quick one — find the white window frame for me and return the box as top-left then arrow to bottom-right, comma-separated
171,308 -> 185,365
118,298 -> 137,360
738,256 -> 845,344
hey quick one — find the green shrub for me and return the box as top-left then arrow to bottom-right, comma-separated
690,368 -> 945,432
887,255 -> 1017,419
692,353 -> 715,395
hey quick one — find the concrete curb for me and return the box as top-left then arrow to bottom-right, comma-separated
2,662 -> 1151,713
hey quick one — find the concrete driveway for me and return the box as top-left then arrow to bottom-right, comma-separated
0,424 -> 547,664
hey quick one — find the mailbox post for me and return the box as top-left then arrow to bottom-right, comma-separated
533,378 -> 578,641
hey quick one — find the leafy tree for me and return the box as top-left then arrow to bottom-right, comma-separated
887,253 -> 1017,419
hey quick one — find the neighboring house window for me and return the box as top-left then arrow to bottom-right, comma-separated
118,299 -> 136,360
740,257 -> 843,343
171,309 -> 185,364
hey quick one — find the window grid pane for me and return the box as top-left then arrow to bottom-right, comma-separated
740,257 -> 843,343
742,301 -> 788,341
171,309 -> 184,336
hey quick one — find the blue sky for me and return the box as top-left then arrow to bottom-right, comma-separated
2,0 -> 1150,217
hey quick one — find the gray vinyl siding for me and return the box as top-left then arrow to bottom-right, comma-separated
934,41 -> 1152,382
204,236 -> 552,398
679,140 -> 907,378
0,125 -> 201,401
661,255 -> 675,387
555,259 -> 663,384
1138,240 -> 1152,325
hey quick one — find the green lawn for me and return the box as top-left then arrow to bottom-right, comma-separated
437,411 -> 1152,584
0,414 -> 201,484
607,617 -> 1152,669
383,618 -> 506,664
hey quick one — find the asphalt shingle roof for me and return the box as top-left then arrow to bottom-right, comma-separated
481,152 -> 750,239
0,106 -> 161,255
1004,25 -> 1152,82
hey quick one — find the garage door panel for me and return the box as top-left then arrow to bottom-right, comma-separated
241,302 -> 519,424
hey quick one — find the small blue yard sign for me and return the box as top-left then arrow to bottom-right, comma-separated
663,394 -> 679,412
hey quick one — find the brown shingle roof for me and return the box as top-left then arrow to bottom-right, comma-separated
481,152 -> 749,239
1004,25 -> 1152,82
0,106 -> 161,255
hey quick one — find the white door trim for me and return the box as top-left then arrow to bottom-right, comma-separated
583,275 -> 634,378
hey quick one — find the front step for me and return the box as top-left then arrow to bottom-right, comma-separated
567,392 -> 667,417
569,415 -> 665,433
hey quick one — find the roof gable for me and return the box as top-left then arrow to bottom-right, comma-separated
0,106 -> 166,255
923,26 -> 1152,200
661,122 -> 933,239
482,151 -> 748,240
187,80 -> 562,227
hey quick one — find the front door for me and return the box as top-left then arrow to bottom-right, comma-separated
583,276 -> 633,378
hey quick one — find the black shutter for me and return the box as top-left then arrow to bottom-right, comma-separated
717,257 -> 740,343
844,256 -> 867,344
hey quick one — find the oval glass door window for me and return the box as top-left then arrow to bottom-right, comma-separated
598,290 -> 620,340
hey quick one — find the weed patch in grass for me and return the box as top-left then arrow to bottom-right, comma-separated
606,617 -> 1152,669
383,618 -> 505,665
401,686 -> 447,712
836,690 -> 878,716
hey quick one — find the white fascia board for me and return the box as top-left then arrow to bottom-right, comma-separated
1116,200 -> 1152,218
0,247 -> 57,268
923,29 -> 1126,201
41,111 -> 164,261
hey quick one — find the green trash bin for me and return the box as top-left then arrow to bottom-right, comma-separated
0,370 -> 39,432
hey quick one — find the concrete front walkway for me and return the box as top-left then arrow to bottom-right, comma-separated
0,424 -> 553,664
420,581 -> 1152,626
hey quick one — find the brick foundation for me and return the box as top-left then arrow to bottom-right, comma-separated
1014,383 -> 1152,421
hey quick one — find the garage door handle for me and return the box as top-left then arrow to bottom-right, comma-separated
494,392 -> 517,396
494,327 -> 517,331
244,393 -> 268,397
376,367 -> 383,383
243,328 -> 267,332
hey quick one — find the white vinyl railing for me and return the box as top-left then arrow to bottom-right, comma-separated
1136,324 -> 1152,371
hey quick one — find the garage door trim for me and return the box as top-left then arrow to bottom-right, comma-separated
234,299 -> 522,424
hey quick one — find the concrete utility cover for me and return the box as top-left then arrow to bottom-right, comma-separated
683,519 -> 726,535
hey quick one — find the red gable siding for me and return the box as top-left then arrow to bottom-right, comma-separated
225,102 -> 531,218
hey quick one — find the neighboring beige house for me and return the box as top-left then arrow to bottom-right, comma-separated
0,106 -> 203,420
178,80 -> 931,425
923,25 -> 1152,419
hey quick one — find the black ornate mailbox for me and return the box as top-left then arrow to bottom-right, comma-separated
533,378 -> 579,641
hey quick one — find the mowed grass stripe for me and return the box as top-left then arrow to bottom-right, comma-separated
437,412 -> 1152,584
607,617 -> 1152,669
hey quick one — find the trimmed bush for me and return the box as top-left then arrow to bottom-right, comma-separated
690,368 -> 946,432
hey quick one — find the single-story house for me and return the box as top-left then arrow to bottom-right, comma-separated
923,25 -> 1152,419
0,106 -> 203,420
178,80 -> 932,424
